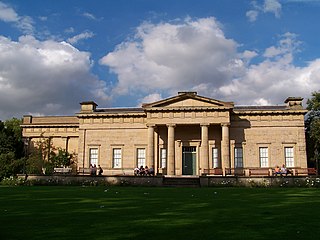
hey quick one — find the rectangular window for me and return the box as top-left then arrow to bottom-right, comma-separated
212,148 -> 219,168
160,148 -> 167,168
285,147 -> 294,167
259,147 -> 268,167
89,148 -> 98,166
137,148 -> 146,167
113,148 -> 122,168
234,147 -> 243,168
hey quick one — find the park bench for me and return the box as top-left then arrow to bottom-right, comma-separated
227,168 -> 245,176
294,168 -> 317,176
249,168 -> 270,176
203,168 -> 223,175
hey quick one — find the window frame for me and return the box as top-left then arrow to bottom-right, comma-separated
112,148 -> 122,168
137,148 -> 146,167
212,147 -> 219,168
284,147 -> 294,167
234,147 -> 243,168
259,147 -> 269,167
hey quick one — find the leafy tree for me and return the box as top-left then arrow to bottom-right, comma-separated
305,91 -> 320,171
0,118 -> 25,180
26,136 -> 76,175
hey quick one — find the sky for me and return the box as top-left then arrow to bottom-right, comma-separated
1,0 -> 320,120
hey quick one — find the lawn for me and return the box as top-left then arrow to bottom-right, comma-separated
0,186 -> 319,240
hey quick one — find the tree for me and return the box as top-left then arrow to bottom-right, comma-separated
0,118 -> 25,180
305,91 -> 320,172
26,136 -> 76,175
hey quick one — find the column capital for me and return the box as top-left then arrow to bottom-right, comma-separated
221,122 -> 230,127
166,123 -> 176,128
200,123 -> 210,127
146,123 -> 156,128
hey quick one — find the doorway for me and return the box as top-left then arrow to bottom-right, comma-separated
182,146 -> 196,175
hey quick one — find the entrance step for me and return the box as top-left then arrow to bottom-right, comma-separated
163,176 -> 200,187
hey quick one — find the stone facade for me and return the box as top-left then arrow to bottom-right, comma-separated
21,92 -> 307,176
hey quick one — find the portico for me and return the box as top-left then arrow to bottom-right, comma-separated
142,91 -> 233,176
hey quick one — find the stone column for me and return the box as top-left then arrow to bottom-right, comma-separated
200,124 -> 209,175
167,124 -> 176,175
221,123 -> 230,176
62,137 -> 69,152
147,124 -> 155,168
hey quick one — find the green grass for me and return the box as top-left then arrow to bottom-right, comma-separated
0,186 -> 319,240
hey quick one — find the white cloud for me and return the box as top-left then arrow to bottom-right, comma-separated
67,31 -> 95,44
246,10 -> 259,22
0,1 -> 34,34
137,93 -> 163,106
100,18 -> 320,107
100,17 -> 242,97
263,0 -> 282,17
0,35 -> 110,120
82,12 -> 102,21
246,0 -> 282,22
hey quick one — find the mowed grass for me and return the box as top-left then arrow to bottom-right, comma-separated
0,186 -> 319,240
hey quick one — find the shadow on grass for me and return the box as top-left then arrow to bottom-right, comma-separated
0,186 -> 319,240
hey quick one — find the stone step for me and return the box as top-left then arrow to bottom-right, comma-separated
163,177 -> 200,187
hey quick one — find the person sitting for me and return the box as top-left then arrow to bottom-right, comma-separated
274,166 -> 281,176
134,166 -> 140,176
144,166 -> 149,175
98,165 -> 103,175
148,166 -> 155,176
139,166 -> 145,175
280,164 -> 287,176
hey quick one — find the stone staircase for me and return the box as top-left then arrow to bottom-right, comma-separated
163,176 -> 200,187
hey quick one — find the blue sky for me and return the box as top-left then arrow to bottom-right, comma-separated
1,0 -> 320,119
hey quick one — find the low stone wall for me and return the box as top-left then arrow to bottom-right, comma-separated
200,176 -> 320,188
23,175 -> 163,187
19,175 -> 320,187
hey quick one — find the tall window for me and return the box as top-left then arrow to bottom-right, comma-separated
234,147 -> 243,168
137,148 -> 146,167
113,148 -> 122,168
285,147 -> 294,167
259,147 -> 268,167
160,148 -> 167,168
89,148 -> 98,166
212,148 -> 219,168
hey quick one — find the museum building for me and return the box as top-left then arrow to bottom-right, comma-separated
21,91 -> 308,176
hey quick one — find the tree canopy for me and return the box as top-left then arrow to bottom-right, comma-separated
305,91 -> 320,171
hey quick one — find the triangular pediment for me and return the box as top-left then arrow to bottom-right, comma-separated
142,92 -> 234,110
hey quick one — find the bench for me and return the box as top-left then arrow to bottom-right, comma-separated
249,168 -> 270,176
294,168 -> 317,176
53,167 -> 72,174
78,167 -> 91,175
203,168 -> 223,175
226,168 -> 245,176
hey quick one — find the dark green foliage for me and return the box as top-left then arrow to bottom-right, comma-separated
0,187 -> 320,240
0,118 -> 24,179
25,137 -> 76,175
305,91 -> 320,170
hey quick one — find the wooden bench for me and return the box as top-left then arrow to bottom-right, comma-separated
249,168 -> 270,176
294,168 -> 317,176
78,167 -> 91,175
227,168 -> 245,176
203,168 -> 223,175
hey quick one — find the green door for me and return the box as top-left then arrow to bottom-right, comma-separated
182,146 -> 196,175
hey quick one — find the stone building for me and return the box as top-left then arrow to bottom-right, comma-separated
21,92 -> 307,176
